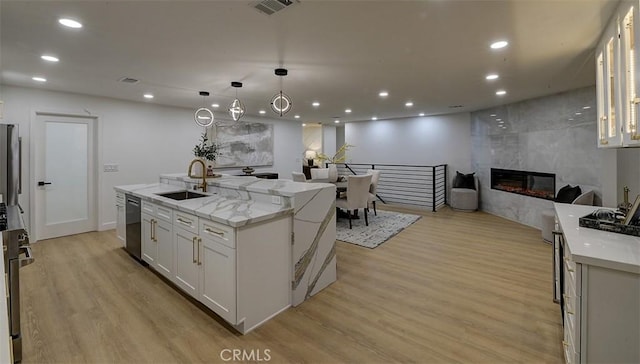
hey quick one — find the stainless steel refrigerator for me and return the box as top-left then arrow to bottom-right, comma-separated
0,123 -> 21,204
0,123 -> 32,363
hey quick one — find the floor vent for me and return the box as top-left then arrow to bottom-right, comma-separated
118,77 -> 139,84
252,0 -> 297,15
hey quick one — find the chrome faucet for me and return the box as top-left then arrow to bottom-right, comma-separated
188,159 -> 207,192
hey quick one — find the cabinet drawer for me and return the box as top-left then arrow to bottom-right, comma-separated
156,205 -> 172,222
174,210 -> 199,233
142,200 -> 157,215
116,192 -> 125,206
199,219 -> 235,249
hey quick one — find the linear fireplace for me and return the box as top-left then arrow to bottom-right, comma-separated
491,168 -> 555,200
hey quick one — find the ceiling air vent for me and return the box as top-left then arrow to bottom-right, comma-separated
252,0 -> 298,15
118,77 -> 139,84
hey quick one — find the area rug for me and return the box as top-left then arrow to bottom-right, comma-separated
336,210 -> 421,248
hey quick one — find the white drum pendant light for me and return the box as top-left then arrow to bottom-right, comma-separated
271,68 -> 292,117
228,82 -> 245,122
194,91 -> 214,127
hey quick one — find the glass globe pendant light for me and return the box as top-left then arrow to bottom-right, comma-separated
271,68 -> 292,117
194,91 -> 214,127
228,82 -> 246,122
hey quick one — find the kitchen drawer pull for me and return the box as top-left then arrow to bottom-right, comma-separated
176,218 -> 193,226
567,310 -> 575,315
562,340 -> 570,347
204,227 -> 224,236
192,237 -> 197,263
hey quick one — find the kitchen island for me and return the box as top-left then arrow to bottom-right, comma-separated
115,174 -> 336,333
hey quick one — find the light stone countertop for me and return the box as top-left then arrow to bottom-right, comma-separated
160,173 -> 335,197
555,203 -> 640,274
114,183 -> 293,227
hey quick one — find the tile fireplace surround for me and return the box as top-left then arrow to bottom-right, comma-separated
471,86 -> 601,229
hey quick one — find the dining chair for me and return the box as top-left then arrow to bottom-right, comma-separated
366,169 -> 382,215
310,168 -> 329,180
335,174 -> 373,229
291,172 -> 307,182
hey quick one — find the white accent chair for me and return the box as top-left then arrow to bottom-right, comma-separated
366,169 -> 382,215
310,168 -> 329,181
541,190 -> 594,242
336,174 -> 373,229
291,172 -> 307,182
450,176 -> 479,211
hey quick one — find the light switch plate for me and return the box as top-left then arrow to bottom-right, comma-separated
103,163 -> 119,172
271,196 -> 281,205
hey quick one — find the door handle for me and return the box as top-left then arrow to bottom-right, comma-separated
37,181 -> 52,186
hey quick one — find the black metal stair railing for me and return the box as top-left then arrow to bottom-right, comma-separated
333,163 -> 448,212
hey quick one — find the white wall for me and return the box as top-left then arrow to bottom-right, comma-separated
322,125 -> 336,157
617,148 -> 640,205
1,85 -> 301,235
345,113 -> 471,175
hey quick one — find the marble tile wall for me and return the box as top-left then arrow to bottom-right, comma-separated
471,86 -> 601,228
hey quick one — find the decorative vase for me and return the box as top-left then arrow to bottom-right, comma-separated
328,163 -> 338,182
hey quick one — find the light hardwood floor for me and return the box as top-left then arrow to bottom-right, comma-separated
20,206 -> 563,363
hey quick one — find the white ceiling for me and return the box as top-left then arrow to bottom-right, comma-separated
0,0 -> 619,125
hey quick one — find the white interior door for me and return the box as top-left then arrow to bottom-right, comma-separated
33,113 -> 97,240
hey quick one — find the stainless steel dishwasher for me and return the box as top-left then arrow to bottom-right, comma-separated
125,194 -> 142,261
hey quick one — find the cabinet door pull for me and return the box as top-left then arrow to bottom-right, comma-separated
192,236 -> 197,263
562,340 -> 570,347
151,219 -> 156,241
204,227 -> 224,236
176,217 -> 192,227
198,237 -> 203,266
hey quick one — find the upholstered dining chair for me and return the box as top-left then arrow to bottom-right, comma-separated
310,168 -> 329,180
335,174 -> 373,229
292,172 -> 307,182
366,169 -> 382,215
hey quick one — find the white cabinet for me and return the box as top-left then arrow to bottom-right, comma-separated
141,201 -> 174,280
173,227 -> 199,296
115,192 -> 126,246
559,231 -> 640,364
597,1 -> 640,147
199,236 -> 237,324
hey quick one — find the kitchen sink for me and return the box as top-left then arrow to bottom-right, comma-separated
155,191 -> 210,200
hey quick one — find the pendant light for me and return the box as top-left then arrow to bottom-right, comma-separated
271,68 -> 292,117
194,91 -> 214,127
228,81 -> 245,122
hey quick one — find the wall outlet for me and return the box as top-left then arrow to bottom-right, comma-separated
271,196 -> 281,205
104,163 -> 119,172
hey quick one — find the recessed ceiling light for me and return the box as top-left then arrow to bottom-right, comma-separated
568,118 -> 574,121
143,94 -> 154,99
41,55 -> 59,62
259,110 -> 266,114
405,101 -> 414,107
575,112 -> 582,116
211,103 -> 219,108
490,114 -> 497,117
58,18 -> 83,29
312,101 -> 320,107
302,123 -> 306,126
419,113 -> 425,116
496,90 -> 507,96
485,74 -> 499,80
345,109 -> 352,113
490,40 -> 508,49
496,118 -> 502,121
379,91 -> 389,97
294,115 -> 300,119
32,76 -> 46,82
372,116 -> 378,120
583,106 -> 591,110
334,119 -> 340,124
